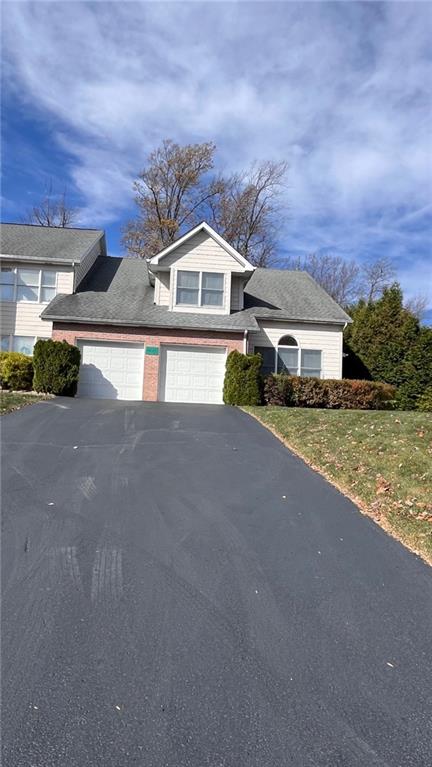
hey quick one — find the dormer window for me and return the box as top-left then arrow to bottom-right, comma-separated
176,270 -> 224,308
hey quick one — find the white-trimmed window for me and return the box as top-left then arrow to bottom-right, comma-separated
0,268 -> 15,301
176,270 -> 224,307
255,335 -> 322,378
0,267 -> 57,303
17,269 -> 39,302
40,270 -> 56,302
277,335 -> 299,375
1,335 -> 10,351
1,335 -> 36,355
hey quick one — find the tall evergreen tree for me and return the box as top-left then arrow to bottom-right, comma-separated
397,327 -> 432,409
345,284 -> 419,388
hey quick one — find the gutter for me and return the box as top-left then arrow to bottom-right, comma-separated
0,254 -> 77,265
41,313 -> 257,335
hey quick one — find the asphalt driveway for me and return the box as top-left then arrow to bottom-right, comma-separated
2,399 -> 432,766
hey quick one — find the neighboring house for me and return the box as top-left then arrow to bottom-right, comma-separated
0,224 -> 106,355
0,221 -> 351,404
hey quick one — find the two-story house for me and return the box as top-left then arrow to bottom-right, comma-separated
1,221 -> 351,403
0,224 -> 106,355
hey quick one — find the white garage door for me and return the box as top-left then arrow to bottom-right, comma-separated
160,345 -> 226,404
77,341 -> 144,400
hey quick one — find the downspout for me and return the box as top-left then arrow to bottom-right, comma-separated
243,329 -> 248,354
341,322 -> 348,378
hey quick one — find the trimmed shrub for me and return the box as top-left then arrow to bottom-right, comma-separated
324,379 -> 395,410
0,352 -> 34,391
33,339 -> 81,396
263,373 -> 395,410
263,374 -> 294,406
291,376 -> 328,408
223,350 -> 262,405
0,352 -> 9,388
417,386 -> 432,413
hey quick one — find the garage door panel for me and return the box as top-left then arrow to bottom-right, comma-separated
161,345 -> 226,404
78,341 -> 144,400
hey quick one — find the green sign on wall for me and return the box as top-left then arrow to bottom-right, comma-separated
146,346 -> 160,356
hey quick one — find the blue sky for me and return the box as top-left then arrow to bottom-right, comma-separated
2,1 -> 431,317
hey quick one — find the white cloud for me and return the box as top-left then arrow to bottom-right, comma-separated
2,1 -> 431,303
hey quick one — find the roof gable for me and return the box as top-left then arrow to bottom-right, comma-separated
149,221 -> 254,272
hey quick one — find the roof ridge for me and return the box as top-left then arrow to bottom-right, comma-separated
0,222 -> 104,232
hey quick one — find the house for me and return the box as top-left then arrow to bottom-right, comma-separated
0,221 -> 351,403
0,223 -> 106,354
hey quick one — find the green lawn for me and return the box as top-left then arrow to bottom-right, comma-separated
0,391 -> 50,415
244,407 -> 432,563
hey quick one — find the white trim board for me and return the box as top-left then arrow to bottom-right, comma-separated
149,222 -> 255,272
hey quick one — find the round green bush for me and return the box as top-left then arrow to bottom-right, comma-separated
33,339 -> 81,396
0,352 -> 34,391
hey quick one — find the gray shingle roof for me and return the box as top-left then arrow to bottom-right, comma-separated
0,223 -> 105,263
42,256 -> 351,332
42,257 -> 258,332
244,269 -> 352,324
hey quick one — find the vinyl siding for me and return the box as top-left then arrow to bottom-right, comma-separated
230,276 -> 244,311
1,302 -> 52,338
155,272 -> 170,306
74,238 -> 104,288
249,320 -> 343,379
162,231 -> 240,271
57,270 -> 74,293
154,232 -> 248,314
0,263 -> 74,340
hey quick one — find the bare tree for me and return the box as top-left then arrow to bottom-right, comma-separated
122,140 -> 289,265
122,140 -> 220,258
361,256 -> 395,302
26,182 -> 76,227
285,252 -> 361,306
209,160 -> 289,267
405,292 -> 429,321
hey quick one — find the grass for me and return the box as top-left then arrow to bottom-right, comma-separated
244,407 -> 432,563
0,391 -> 50,415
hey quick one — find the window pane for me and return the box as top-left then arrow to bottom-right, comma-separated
301,368 -> 321,378
17,269 -> 39,287
12,336 -> 34,355
255,346 -> 275,376
1,269 -> 14,285
177,287 -> 199,305
40,287 -> 56,302
1,335 -> 10,351
202,272 -> 223,290
301,350 -> 322,369
202,289 -> 223,306
17,285 -> 38,302
177,271 -> 199,289
42,270 -> 56,286
0,285 -> 14,301
277,348 -> 298,374
278,335 -> 298,347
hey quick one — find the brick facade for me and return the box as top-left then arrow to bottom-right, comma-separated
52,323 -> 244,401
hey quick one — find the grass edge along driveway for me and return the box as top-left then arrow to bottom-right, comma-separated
0,391 -> 51,415
244,406 -> 432,564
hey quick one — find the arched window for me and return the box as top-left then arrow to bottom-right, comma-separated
277,335 -> 299,374
254,336 -> 322,379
